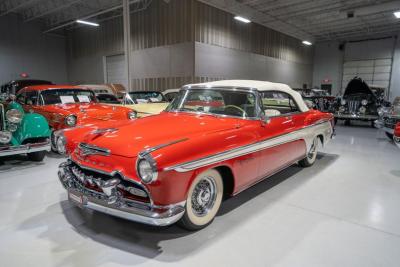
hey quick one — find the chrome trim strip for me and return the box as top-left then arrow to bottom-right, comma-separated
164,121 -> 332,172
139,138 -> 189,156
334,113 -> 378,120
0,141 -> 50,156
78,143 -> 110,156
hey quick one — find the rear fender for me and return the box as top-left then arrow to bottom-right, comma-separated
11,113 -> 51,145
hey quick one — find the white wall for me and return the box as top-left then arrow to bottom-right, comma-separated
312,41 -> 343,96
344,38 -> 395,61
195,42 -> 313,89
0,14 -> 67,84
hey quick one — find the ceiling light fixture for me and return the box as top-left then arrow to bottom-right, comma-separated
394,11 -> 400,18
76,19 -> 99,27
302,40 -> 312,46
234,16 -> 251,23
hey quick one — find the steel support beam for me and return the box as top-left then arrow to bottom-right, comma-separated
123,0 -> 132,92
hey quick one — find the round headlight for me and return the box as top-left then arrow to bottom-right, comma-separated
65,115 -> 77,127
341,99 -> 346,106
361,99 -> 368,106
359,106 -> 366,114
56,135 -> 67,155
6,109 -> 23,124
128,110 -> 137,120
0,131 -> 12,144
137,159 -> 157,183
339,106 -> 346,113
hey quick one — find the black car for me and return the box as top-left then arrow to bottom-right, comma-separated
333,77 -> 389,126
95,93 -> 121,104
1,79 -> 53,95
294,88 -> 336,112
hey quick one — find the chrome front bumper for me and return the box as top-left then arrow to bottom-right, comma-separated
334,113 -> 378,121
58,161 -> 185,226
0,140 -> 50,157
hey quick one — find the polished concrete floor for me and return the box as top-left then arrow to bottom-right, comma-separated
0,124 -> 399,267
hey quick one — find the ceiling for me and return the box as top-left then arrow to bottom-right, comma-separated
200,0 -> 400,42
0,0 -> 152,34
0,0 -> 399,42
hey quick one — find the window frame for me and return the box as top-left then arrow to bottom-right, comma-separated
259,90 -> 302,117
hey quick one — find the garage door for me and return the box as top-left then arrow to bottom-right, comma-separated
105,54 -> 127,89
342,58 -> 392,89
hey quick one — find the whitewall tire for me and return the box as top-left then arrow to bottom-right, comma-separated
179,169 -> 224,230
299,136 -> 319,167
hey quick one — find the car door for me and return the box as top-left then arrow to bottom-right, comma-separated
256,91 -> 307,179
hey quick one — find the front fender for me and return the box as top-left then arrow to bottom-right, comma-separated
11,113 -> 51,145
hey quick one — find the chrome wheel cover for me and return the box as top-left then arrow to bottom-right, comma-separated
191,177 -> 217,217
308,137 -> 318,159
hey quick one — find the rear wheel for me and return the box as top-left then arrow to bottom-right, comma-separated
27,151 -> 46,162
299,136 -> 319,167
385,132 -> 394,140
178,169 -> 224,231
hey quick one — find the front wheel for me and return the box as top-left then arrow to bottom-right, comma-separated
178,169 -> 224,231
299,136 -> 319,167
27,151 -> 46,162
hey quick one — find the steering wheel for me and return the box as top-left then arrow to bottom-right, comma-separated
224,105 -> 247,117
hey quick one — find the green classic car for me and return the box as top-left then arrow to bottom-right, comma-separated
0,101 -> 51,161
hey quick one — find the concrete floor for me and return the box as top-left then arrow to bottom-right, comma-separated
0,124 -> 399,267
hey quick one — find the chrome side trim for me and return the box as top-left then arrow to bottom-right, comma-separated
164,121 -> 332,172
139,138 -> 189,156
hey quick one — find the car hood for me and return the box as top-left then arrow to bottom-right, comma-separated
46,103 -> 129,121
344,78 -> 376,98
79,112 -> 242,158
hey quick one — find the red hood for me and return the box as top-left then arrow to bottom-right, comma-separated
80,112 -> 242,158
45,103 -> 131,123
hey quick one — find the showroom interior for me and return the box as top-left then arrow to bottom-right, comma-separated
0,0 -> 400,266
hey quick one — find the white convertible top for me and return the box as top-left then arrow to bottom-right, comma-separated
186,80 -> 309,112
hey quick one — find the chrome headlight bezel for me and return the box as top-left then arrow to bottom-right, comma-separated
0,131 -> 12,144
136,154 -> 158,184
359,106 -> 367,114
65,115 -> 77,127
56,133 -> 67,155
6,109 -> 23,124
361,99 -> 368,106
128,110 -> 137,120
339,106 -> 346,113
341,99 -> 346,106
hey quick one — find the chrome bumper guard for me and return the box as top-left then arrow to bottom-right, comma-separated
58,161 -> 185,226
0,140 -> 50,157
334,113 -> 378,120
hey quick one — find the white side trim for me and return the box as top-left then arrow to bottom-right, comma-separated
164,121 -> 332,172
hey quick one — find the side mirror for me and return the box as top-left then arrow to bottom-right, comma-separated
260,112 -> 271,126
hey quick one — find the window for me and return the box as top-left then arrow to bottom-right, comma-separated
126,91 -> 166,104
26,91 -> 38,105
40,89 -> 96,105
260,91 -> 299,116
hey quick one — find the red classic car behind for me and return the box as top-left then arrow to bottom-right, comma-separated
394,122 -> 400,148
16,85 -> 137,152
57,80 -> 334,230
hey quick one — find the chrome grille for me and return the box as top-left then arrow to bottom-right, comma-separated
348,100 -> 360,114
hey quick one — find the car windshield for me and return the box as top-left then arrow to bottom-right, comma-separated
166,89 -> 257,118
127,91 -> 166,104
96,94 -> 120,104
40,89 -> 96,105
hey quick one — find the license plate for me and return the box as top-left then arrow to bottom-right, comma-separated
68,190 -> 83,207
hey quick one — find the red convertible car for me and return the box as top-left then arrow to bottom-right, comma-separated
394,122 -> 400,149
16,85 -> 137,151
57,80 -> 334,230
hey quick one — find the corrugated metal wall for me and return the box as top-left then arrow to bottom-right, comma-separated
67,0 -> 313,90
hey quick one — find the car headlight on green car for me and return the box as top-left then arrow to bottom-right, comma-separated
65,115 -> 77,127
6,109 -> 23,124
0,131 -> 12,144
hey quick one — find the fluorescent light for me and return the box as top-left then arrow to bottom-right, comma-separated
234,16 -> 251,23
394,11 -> 400,18
76,19 -> 99,27
302,40 -> 312,46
